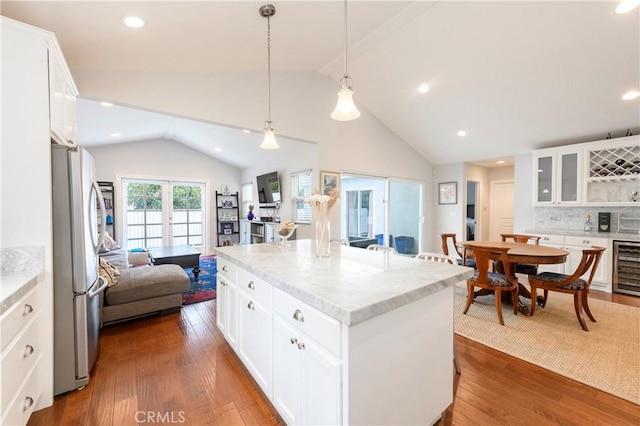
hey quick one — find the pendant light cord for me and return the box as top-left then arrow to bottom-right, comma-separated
343,0 -> 348,80
267,15 -> 272,124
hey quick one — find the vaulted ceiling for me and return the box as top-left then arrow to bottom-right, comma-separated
2,1 -> 639,168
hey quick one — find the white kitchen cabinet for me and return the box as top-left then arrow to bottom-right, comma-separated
538,234 -> 611,292
583,136 -> 639,205
236,270 -> 273,398
216,258 -> 238,349
48,36 -> 77,146
534,148 -> 582,205
265,223 -> 277,244
273,292 -> 342,426
239,220 -> 251,245
0,280 -> 43,426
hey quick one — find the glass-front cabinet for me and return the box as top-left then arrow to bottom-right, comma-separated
534,149 -> 581,205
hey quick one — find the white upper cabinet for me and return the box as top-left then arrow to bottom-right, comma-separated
583,136 -> 639,205
534,148 -> 582,205
534,135 -> 639,206
48,41 -> 77,146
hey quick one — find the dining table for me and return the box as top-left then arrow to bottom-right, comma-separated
458,240 -> 569,314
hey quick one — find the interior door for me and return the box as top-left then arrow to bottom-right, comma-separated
489,180 -> 514,241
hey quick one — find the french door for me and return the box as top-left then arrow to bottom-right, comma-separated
121,178 -> 206,251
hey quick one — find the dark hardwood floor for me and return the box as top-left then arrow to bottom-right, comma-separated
29,291 -> 639,426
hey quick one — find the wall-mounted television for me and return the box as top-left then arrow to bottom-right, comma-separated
256,171 -> 281,204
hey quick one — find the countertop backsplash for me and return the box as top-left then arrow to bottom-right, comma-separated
535,206 -> 640,235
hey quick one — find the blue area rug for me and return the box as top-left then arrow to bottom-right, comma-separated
182,255 -> 217,305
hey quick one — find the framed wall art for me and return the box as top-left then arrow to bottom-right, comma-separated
320,171 -> 340,196
438,182 -> 457,205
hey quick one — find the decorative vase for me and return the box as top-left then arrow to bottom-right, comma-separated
247,212 -> 254,220
315,220 -> 330,258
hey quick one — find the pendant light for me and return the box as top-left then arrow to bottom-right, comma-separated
331,0 -> 361,121
259,4 -> 279,150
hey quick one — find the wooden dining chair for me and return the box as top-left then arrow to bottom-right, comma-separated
414,252 -> 461,374
440,233 -> 476,268
499,233 -> 542,275
528,246 -> 605,331
366,244 -> 397,253
462,244 -> 519,325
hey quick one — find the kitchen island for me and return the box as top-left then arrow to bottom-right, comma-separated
214,240 -> 473,425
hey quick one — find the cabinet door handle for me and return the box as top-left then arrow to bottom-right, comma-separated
23,304 -> 34,316
297,342 -> 306,350
248,281 -> 255,290
290,337 -> 298,345
247,301 -> 255,310
293,309 -> 305,322
23,345 -> 35,358
23,396 -> 34,412
222,265 -> 228,272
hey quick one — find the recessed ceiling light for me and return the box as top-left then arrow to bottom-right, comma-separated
457,130 -> 467,137
214,147 -> 222,152
110,133 -> 121,137
622,90 -> 640,100
242,129 -> 251,134
496,160 -> 505,165
418,84 -> 430,94
616,0 -> 640,14
122,15 -> 145,28
100,101 -> 113,107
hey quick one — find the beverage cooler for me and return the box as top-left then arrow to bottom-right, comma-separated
613,240 -> 640,296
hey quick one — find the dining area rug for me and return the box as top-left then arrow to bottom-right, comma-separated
453,284 -> 639,404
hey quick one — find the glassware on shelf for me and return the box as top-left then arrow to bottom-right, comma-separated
629,187 -> 640,202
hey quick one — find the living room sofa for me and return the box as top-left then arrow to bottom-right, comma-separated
99,248 -> 190,326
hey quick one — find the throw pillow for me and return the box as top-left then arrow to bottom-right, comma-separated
103,232 -> 120,251
99,257 -> 120,287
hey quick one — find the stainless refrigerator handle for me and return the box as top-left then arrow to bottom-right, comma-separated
92,180 -> 107,253
88,276 -> 109,299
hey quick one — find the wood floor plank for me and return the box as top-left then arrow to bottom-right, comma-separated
29,295 -> 638,426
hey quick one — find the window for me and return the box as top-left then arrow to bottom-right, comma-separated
290,169 -> 312,223
171,184 -> 203,246
241,182 -> 253,218
347,189 -> 373,238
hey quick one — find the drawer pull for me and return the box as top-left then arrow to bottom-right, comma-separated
583,239 -> 590,244
23,345 -> 35,358
543,237 -> 549,241
221,280 -> 227,287
23,304 -> 34,316
297,342 -> 306,350
222,265 -> 228,272
23,396 -> 34,412
293,309 -> 305,322
248,281 -> 255,290
248,301 -> 255,310
290,337 -> 298,345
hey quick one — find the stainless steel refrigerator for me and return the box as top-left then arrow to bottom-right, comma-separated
51,144 -> 108,395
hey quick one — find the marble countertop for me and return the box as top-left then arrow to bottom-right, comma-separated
214,240 -> 473,326
0,271 -> 42,316
527,229 -> 640,241
0,246 -> 45,316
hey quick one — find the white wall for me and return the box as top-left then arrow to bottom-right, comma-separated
513,153 -> 534,233
86,138 -> 241,253
432,164 -> 464,250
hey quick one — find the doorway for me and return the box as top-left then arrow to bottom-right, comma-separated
466,181 -> 479,241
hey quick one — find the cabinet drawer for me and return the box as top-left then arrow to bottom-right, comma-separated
538,234 -> 564,246
1,312 -> 40,413
564,236 -> 609,248
238,269 -> 273,308
217,258 -> 237,282
0,358 -> 41,426
274,288 -> 341,358
0,287 -> 40,353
